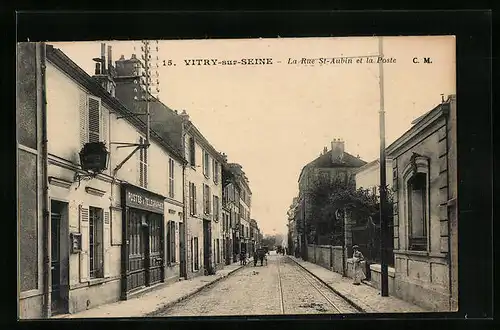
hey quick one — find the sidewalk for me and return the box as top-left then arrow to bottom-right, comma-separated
288,256 -> 429,313
52,262 -> 249,319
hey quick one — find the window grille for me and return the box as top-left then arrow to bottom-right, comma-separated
89,207 -> 104,278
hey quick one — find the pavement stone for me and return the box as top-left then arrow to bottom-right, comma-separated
288,256 -> 429,313
51,262 -> 249,319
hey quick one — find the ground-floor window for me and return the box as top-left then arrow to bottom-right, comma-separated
89,206 -> 104,279
167,221 -> 176,264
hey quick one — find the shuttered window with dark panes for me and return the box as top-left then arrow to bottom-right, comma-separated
138,136 -> 148,188
189,137 -> 196,166
166,221 -> 176,264
189,182 -> 197,216
89,207 -> 104,278
203,184 -> 211,215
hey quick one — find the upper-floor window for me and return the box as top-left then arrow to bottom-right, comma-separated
213,196 -> 220,221
139,136 -> 148,189
203,150 -> 210,178
188,137 -> 196,166
88,97 -> 101,143
189,182 -> 197,215
168,158 -> 175,198
213,160 -> 219,184
203,184 -> 211,215
81,95 -> 108,148
407,172 -> 428,251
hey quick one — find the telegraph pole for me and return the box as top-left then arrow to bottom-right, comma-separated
378,36 -> 389,297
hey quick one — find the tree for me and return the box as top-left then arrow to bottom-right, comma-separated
306,174 -> 394,246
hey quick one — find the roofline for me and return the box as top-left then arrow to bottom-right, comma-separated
353,157 -> 393,174
185,121 -> 225,163
386,97 -> 453,155
46,44 -> 187,165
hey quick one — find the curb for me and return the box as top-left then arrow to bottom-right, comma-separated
287,256 -> 367,313
146,264 -> 248,316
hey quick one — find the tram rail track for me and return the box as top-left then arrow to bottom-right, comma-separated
277,256 -> 359,314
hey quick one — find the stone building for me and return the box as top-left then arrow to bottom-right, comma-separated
17,43 -> 187,318
113,54 -> 225,277
386,95 -> 457,312
296,139 -> 367,259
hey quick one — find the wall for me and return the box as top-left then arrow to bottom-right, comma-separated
18,42 -> 44,319
307,244 -> 344,274
391,112 -> 451,312
355,160 -> 393,192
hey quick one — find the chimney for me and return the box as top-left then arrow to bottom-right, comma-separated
180,109 -> 190,122
100,43 -> 106,74
323,146 -> 328,155
107,45 -> 113,76
331,138 -> 345,163
114,53 -> 141,78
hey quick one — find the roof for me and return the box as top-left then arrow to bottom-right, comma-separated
353,157 -> 393,174
45,44 -> 186,164
298,149 -> 367,182
114,64 -> 225,164
386,96 -> 454,156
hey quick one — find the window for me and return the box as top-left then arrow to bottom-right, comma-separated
407,172 -> 428,251
203,150 -> 210,178
188,137 -> 196,166
139,136 -> 148,188
203,184 -> 211,215
88,97 -> 101,143
213,196 -> 220,221
213,160 -> 219,184
89,207 -> 104,278
189,182 -> 197,215
168,158 -> 175,198
192,237 -> 199,271
167,221 -> 176,264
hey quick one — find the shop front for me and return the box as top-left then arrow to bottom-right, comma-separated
120,183 -> 165,300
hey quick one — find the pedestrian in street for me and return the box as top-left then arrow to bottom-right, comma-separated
253,250 -> 258,267
352,245 -> 366,285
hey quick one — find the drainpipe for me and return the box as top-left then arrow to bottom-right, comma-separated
40,42 -> 51,318
444,103 -> 453,310
181,120 -> 189,279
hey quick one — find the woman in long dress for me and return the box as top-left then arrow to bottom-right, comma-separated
352,245 -> 366,285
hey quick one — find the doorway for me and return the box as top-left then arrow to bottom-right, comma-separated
179,222 -> 187,278
203,220 -> 212,274
50,200 -> 69,315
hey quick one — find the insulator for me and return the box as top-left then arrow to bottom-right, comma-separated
134,88 -> 138,93
156,47 -> 159,51
134,96 -> 138,100
133,79 -> 138,84
141,46 -> 144,51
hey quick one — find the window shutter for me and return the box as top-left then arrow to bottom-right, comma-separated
79,205 -> 90,282
144,146 -> 148,188
88,96 -> 101,143
101,107 -> 108,147
103,210 -> 111,277
193,185 -> 197,215
79,93 -> 88,149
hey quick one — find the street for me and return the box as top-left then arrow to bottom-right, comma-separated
151,254 -> 359,316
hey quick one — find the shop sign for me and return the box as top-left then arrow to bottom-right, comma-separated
124,186 -> 165,213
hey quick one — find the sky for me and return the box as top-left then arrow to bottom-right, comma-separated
51,36 -> 456,237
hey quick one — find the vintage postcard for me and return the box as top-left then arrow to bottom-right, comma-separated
17,36 -> 457,319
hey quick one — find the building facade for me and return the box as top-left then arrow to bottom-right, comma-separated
17,43 -> 188,318
386,95 -> 457,312
113,54 -> 225,278
296,139 -> 367,258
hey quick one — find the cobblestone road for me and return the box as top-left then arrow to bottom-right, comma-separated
152,254 -> 359,316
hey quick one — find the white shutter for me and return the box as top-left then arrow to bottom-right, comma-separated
88,96 -> 101,143
79,205 -> 90,282
103,211 -> 111,278
137,136 -> 141,186
79,93 -> 88,149
101,107 -> 108,146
